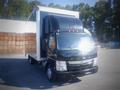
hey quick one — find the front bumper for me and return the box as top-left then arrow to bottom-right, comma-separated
55,66 -> 98,77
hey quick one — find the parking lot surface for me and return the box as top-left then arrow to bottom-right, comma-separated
0,48 -> 120,90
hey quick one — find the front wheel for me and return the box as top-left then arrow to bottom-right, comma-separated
46,65 -> 56,81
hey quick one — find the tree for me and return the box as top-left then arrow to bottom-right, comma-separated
94,0 -> 112,42
72,4 -> 79,11
0,0 -> 33,20
48,3 -> 54,7
48,3 -> 63,9
29,0 -> 45,8
79,3 -> 94,28
7,0 -> 31,20
72,3 -> 94,34
0,0 -> 3,17
0,0 -> 9,18
65,5 -> 72,10
112,0 -> 120,41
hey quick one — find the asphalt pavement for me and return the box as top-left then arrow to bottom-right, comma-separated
0,48 -> 120,90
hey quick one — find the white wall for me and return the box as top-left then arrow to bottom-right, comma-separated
0,19 -> 36,33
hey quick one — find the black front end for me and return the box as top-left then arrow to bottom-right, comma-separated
56,65 -> 98,77
46,15 -> 98,77
55,50 -> 98,77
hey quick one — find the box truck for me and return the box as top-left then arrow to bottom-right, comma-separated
28,6 -> 98,81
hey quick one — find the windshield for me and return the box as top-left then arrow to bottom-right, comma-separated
50,16 -> 83,32
57,33 -> 94,50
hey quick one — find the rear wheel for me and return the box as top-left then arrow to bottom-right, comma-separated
46,64 -> 56,81
28,55 -> 34,64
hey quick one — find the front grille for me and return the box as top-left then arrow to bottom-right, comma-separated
67,60 -> 93,71
65,53 -> 97,61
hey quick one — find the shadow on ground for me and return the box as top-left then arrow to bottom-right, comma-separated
0,59 -> 81,89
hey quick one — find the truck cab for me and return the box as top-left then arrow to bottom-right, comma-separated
28,6 -> 98,81
42,15 -> 98,81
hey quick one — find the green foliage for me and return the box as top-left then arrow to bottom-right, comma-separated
0,0 -> 32,20
76,3 -> 94,28
112,0 -> 120,41
8,0 -> 30,19
0,0 -> 4,17
29,0 -> 45,8
0,1 -> 2,17
0,0 -> 118,42
94,0 -> 112,42
48,3 -> 64,9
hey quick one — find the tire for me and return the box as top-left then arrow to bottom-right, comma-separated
46,64 -> 56,81
28,55 -> 34,64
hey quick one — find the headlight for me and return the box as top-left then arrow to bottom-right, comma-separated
78,38 -> 95,55
56,61 -> 67,71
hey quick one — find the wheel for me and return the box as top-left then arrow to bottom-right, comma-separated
46,64 -> 56,81
28,55 -> 34,64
